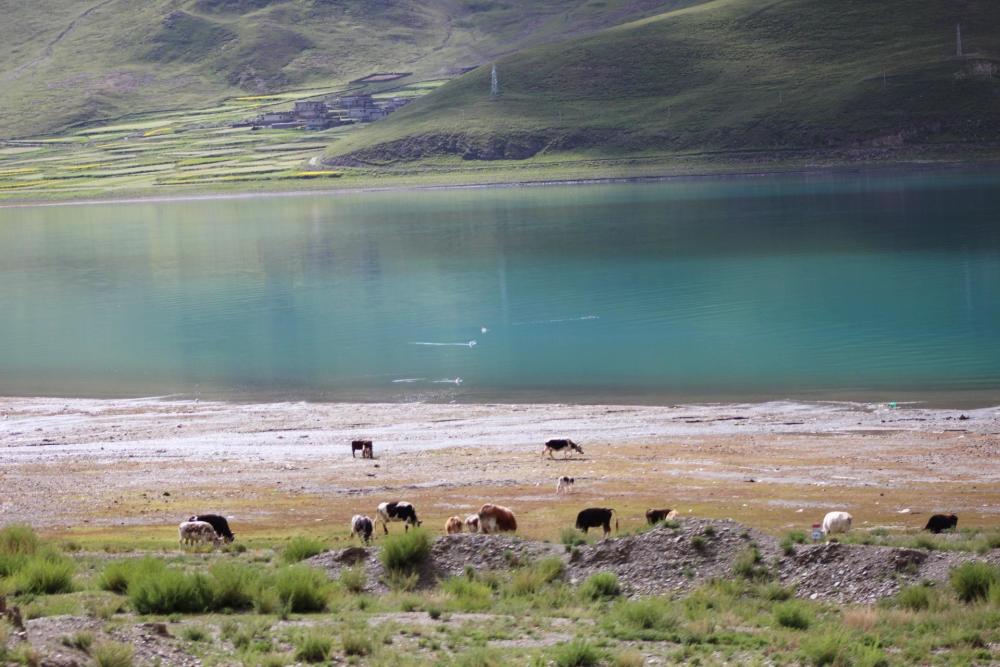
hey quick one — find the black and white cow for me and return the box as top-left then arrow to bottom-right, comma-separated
556,476 -> 575,494
189,514 -> 235,543
543,439 -> 584,459
376,501 -> 421,534
351,515 -> 374,544
575,507 -> 617,537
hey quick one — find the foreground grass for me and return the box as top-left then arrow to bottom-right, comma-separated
1,525 -> 998,665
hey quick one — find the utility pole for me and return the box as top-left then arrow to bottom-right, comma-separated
490,63 -> 499,97
956,23 -> 963,57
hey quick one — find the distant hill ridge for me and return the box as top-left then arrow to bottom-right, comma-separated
0,0 -> 684,138
323,0 -> 1000,167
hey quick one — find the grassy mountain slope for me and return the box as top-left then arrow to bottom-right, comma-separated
325,0 -> 1000,166
0,0 -> 688,138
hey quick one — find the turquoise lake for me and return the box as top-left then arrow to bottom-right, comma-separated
1,171 -> 999,405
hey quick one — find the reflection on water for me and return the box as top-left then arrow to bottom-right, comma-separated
1,170 -> 999,405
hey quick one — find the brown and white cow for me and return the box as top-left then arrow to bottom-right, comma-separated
478,504 -> 517,534
464,514 -> 481,533
645,508 -> 677,525
178,520 -> 221,547
445,516 -> 464,534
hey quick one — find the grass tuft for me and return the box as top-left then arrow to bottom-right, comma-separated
774,601 -> 811,630
550,639 -> 603,667
579,572 -> 620,600
294,633 -> 332,663
339,565 -> 366,594
950,562 -> 999,603
282,536 -> 326,564
273,565 -> 330,613
128,566 -> 212,614
380,529 -> 432,573
92,641 -> 134,667
341,628 -> 373,656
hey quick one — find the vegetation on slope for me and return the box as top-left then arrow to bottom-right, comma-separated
325,0 -> 1000,166
0,0 -> 685,138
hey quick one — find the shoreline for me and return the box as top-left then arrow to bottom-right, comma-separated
2,395 -> 998,535
1,158 -> 995,210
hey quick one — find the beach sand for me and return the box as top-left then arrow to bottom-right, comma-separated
1,396 -> 997,541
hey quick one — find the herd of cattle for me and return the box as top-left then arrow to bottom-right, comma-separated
174,438 -> 963,547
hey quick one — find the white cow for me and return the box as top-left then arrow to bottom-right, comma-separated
821,511 -> 853,536
464,514 -> 480,533
178,520 -> 221,546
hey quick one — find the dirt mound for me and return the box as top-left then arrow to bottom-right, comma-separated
566,519 -> 781,596
307,520 -> 1000,603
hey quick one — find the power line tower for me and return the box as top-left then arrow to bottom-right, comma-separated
490,63 -> 499,97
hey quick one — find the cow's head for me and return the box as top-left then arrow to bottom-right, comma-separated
572,443 -> 584,454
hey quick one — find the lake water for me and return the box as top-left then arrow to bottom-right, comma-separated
2,171 -> 999,405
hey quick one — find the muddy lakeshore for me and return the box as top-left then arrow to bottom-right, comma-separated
1,397 -> 997,540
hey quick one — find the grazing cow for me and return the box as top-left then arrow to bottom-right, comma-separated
445,516 -> 464,534
821,511 -> 853,536
543,439 -> 584,459
645,508 -> 677,525
178,520 -> 221,547
188,514 -> 235,543
478,504 -> 517,533
575,508 -> 617,537
352,440 -> 373,459
464,514 -> 481,533
924,513 -> 958,534
350,515 -> 374,544
556,476 -> 575,494
376,501 -> 422,534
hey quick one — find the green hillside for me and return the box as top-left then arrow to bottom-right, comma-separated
324,0 -> 1000,168
0,0 -> 684,138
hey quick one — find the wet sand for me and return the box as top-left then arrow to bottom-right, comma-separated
1,396 -> 998,539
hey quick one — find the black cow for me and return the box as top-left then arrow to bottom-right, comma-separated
376,501 -> 421,534
924,513 -> 958,534
543,439 -> 584,459
189,514 -> 235,543
575,507 -> 617,537
352,440 -> 373,459
351,515 -> 374,544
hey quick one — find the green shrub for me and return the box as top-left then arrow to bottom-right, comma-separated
0,525 -> 39,557
181,625 -> 209,642
442,577 -> 493,611
281,536 -> 326,564
691,535 -> 708,554
509,557 -> 565,597
913,535 -> 937,551
774,601 -> 811,630
98,558 -> 166,594
550,639 -> 603,667
294,633 -> 332,663
92,641 -> 134,667
273,565 -> 329,613
757,582 -> 793,601
853,645 -> 889,667
61,631 -> 94,653
612,650 -> 644,667
896,583 -> 934,611
380,529 -> 432,572
452,647 -> 507,667
605,598 -> 679,641
733,546 -> 771,582
11,554 -> 75,595
209,562 -> 259,610
560,528 -> 587,551
339,565 -> 366,594
799,630 -> 848,666
341,628 -> 372,656
950,562 -> 999,603
383,570 -> 420,592
990,581 -> 1000,607
579,572 -> 620,600
128,567 -> 212,614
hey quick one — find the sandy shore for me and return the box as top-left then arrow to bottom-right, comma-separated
1,396 -> 998,538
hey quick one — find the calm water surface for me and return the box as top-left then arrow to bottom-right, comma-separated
2,171 -> 999,404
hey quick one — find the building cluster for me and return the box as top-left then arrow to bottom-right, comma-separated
240,94 -> 412,130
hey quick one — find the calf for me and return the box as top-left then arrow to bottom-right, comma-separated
478,504 -> 517,533
464,514 -> 481,533
543,439 -> 583,459
821,511 -> 853,536
924,513 -> 958,534
352,440 -> 373,458
556,476 -> 575,494
179,520 -> 221,547
645,508 -> 677,525
445,516 -> 464,534
188,514 -> 235,543
575,507 -> 617,537
350,515 -> 374,544
376,501 -> 421,534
